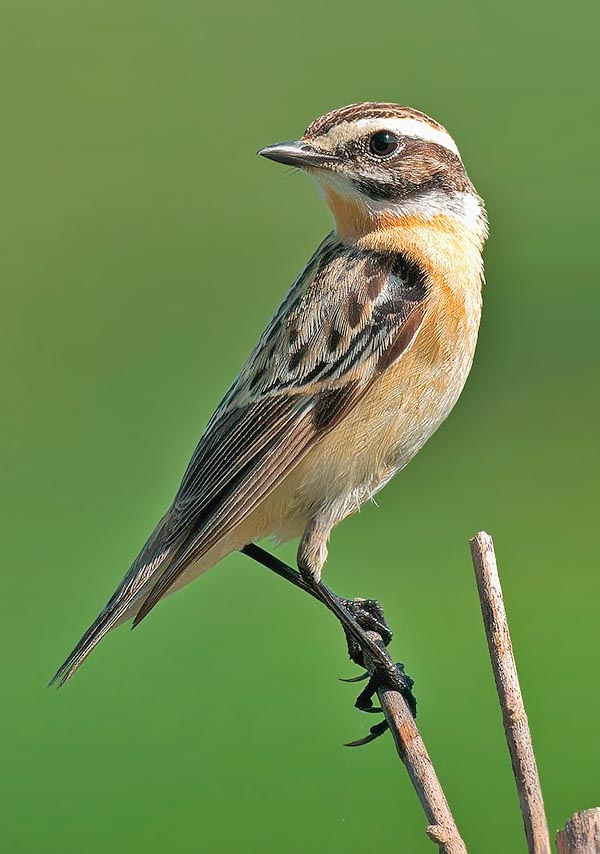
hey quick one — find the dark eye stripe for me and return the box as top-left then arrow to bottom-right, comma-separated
350,177 -> 407,201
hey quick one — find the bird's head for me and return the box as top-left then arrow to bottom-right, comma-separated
259,102 -> 487,245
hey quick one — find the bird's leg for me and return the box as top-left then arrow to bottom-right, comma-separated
240,542 -> 417,734
240,542 -> 319,600
305,575 -> 416,717
241,543 -> 394,663
241,544 -> 390,644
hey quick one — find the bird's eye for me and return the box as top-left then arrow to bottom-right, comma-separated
368,131 -> 399,157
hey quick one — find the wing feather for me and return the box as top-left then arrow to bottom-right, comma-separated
51,233 -> 428,683
132,382 -> 368,624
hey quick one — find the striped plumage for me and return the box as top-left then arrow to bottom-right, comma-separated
51,102 -> 487,686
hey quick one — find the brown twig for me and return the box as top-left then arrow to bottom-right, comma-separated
243,544 -> 468,852
557,808 -> 600,853
470,531 -> 551,854
248,536 -> 597,852
362,632 -> 468,854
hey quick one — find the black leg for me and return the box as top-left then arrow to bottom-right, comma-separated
240,542 -> 417,734
241,543 -> 394,657
241,542 -> 318,599
308,578 -> 416,715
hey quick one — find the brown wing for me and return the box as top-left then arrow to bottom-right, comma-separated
50,234 -> 427,684
133,236 -> 427,623
131,381 -> 369,624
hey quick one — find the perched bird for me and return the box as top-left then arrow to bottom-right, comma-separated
51,102 -> 487,696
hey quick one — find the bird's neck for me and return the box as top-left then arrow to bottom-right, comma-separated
323,187 -> 486,292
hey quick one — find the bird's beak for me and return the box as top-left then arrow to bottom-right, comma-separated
258,140 -> 339,169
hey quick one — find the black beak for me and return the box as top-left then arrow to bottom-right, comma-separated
257,140 -> 338,169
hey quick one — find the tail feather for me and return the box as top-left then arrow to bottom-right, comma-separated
48,601 -> 135,688
49,514 -> 178,687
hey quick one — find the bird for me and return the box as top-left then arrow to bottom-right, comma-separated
51,102 -> 488,701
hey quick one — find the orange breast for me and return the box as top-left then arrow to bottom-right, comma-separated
232,201 -> 485,547
262,214 -> 483,540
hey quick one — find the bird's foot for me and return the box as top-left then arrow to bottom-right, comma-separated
354,660 -> 415,714
339,597 -> 393,663
336,596 -> 394,680
310,582 -> 417,739
238,545 -> 418,747
345,719 -> 390,747
345,660 -> 416,747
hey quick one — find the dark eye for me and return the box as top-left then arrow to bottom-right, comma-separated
368,130 -> 399,157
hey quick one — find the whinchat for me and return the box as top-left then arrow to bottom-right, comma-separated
52,102 -> 488,696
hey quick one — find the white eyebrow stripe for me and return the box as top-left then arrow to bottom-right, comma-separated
345,117 -> 460,157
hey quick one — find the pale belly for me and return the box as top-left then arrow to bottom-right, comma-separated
160,284 -> 481,596
264,289 -> 481,543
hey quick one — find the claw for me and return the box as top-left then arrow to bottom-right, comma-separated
344,719 -> 390,747
354,664 -> 417,718
339,671 -> 369,683
239,544 -> 416,737
355,677 -> 378,711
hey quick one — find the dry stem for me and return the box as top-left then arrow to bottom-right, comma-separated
557,809 -> 600,853
244,543 -> 468,851
362,632 -> 468,854
470,531 -> 551,854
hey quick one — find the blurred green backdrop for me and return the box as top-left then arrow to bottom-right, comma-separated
1,1 -> 598,851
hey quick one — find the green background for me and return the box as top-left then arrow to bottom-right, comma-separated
2,1 -> 598,851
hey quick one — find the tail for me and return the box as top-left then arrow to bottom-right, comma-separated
49,514 -> 178,687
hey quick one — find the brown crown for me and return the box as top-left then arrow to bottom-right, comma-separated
305,102 -> 445,138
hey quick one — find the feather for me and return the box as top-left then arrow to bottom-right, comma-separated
50,232 -> 427,683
